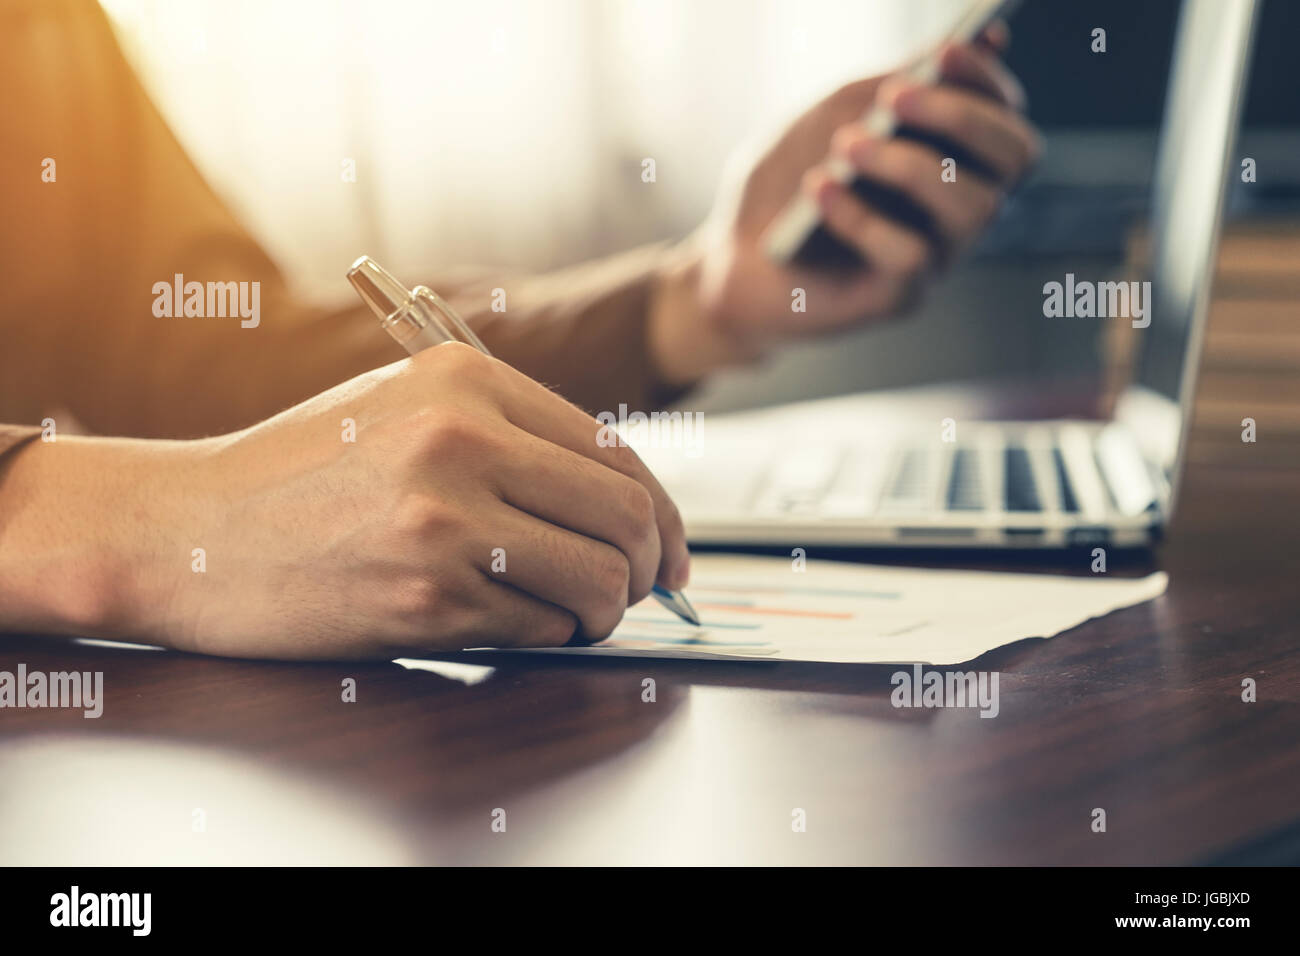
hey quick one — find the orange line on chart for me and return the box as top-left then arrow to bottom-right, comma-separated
696,603 -> 854,620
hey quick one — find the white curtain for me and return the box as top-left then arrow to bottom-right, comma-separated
100,0 -> 960,297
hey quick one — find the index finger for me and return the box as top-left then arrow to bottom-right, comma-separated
938,41 -> 1026,109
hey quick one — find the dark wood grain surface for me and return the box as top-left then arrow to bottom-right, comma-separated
1,408 -> 1296,865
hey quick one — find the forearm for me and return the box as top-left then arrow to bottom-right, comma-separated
437,241 -> 708,414
0,434 -> 199,642
120,240 -> 711,433
1,242 -> 717,445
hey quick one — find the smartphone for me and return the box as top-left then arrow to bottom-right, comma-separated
763,0 -> 1024,270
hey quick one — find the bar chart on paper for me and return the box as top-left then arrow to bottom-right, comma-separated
505,553 -> 1168,665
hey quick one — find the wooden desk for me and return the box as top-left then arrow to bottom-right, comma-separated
1,416 -> 1296,865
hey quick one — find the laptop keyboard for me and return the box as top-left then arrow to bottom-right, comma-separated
1053,448 -> 1080,513
888,448 -> 931,504
1003,446 -> 1040,512
946,448 -> 984,511
754,439 -> 1090,519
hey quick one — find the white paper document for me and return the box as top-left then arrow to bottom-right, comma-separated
500,553 -> 1167,665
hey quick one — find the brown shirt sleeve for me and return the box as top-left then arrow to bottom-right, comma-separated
435,243 -> 690,414
0,426 -> 42,461
0,0 -> 681,442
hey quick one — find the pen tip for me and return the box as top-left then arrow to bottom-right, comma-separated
678,592 -> 701,626
651,585 -> 701,627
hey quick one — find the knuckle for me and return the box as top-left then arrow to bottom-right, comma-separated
593,550 -> 631,605
416,408 -> 485,455
620,481 -> 657,540
659,494 -> 686,544
477,352 -> 517,390
578,549 -> 630,638
618,485 -> 662,603
428,340 -> 487,373
393,493 -> 462,538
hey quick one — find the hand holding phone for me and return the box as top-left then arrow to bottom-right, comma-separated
763,0 -> 1025,269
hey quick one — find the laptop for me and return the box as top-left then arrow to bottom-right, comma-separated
639,0 -> 1259,550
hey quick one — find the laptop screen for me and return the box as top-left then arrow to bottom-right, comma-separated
1124,0 -> 1258,482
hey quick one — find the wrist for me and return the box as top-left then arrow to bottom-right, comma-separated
0,435 -> 201,644
647,232 -> 764,390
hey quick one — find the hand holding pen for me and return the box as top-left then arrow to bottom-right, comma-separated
348,256 -> 699,631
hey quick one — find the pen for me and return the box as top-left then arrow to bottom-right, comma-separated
346,255 -> 700,628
